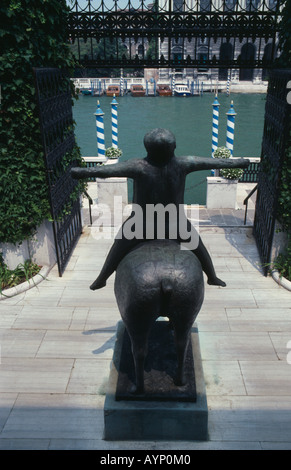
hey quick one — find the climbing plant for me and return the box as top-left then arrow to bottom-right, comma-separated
272,0 -> 291,280
276,0 -> 291,68
275,116 -> 291,281
0,0 -> 83,245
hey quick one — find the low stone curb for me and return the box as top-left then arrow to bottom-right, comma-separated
0,265 -> 51,300
271,270 -> 291,292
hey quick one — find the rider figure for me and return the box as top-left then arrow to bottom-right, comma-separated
72,128 -> 249,290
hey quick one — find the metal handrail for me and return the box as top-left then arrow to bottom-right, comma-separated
83,190 -> 93,226
243,183 -> 258,225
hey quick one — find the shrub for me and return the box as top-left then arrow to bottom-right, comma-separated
213,146 -> 244,180
0,253 -> 41,293
105,147 -> 123,159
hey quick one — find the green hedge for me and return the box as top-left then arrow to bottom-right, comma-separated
0,0 -> 81,245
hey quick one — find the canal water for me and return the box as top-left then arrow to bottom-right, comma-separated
73,92 -> 266,204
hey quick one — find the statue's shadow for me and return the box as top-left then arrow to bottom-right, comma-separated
82,325 -> 118,355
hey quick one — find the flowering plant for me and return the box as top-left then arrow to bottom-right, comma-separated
105,147 -> 123,159
213,147 -> 244,180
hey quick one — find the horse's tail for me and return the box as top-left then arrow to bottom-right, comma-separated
161,278 -> 174,296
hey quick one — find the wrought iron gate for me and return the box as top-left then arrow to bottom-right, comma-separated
68,0 -> 283,71
253,69 -> 291,275
34,68 -> 82,276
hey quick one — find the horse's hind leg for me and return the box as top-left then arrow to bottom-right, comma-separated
170,303 -> 196,386
172,324 -> 191,386
123,303 -> 158,394
129,333 -> 148,394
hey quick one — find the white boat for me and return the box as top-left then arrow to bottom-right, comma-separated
174,84 -> 192,97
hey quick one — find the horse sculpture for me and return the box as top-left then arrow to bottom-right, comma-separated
114,239 -> 205,394
70,129 -> 249,398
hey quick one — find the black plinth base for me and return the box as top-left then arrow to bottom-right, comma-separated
116,321 -> 196,402
103,321 -> 208,441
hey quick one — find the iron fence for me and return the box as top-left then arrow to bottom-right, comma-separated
68,0 -> 284,70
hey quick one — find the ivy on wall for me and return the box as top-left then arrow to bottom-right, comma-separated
274,0 -> 291,280
276,0 -> 291,68
0,0 -> 82,245
275,117 -> 291,281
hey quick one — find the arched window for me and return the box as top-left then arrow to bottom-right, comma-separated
239,43 -> 256,81
200,0 -> 211,11
198,45 -> 209,71
172,45 -> 183,64
219,42 -> 233,80
223,0 -> 237,10
262,43 -> 274,80
173,0 -> 184,11
138,44 -> 144,57
246,0 -> 260,11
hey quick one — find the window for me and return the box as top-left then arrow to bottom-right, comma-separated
200,0 -> 211,11
198,46 -> 209,71
173,0 -> 184,11
268,0 -> 278,10
246,0 -> 260,11
223,0 -> 237,11
138,44 -> 144,57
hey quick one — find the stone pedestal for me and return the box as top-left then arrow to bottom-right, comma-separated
96,177 -> 128,227
206,176 -> 238,209
103,321 -> 208,441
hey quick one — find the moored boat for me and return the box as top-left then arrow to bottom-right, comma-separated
174,84 -> 192,97
131,84 -> 146,96
157,84 -> 172,96
106,85 -> 120,96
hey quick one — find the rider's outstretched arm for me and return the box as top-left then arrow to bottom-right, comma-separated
71,159 -> 142,180
180,155 -> 250,174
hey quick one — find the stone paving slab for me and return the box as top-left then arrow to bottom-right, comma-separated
0,393 -> 105,440
0,358 -> 74,393
0,218 -> 290,450
226,308 -> 291,332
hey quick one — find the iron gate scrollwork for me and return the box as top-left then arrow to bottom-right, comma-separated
253,69 -> 291,275
34,68 -> 82,276
68,0 -> 284,71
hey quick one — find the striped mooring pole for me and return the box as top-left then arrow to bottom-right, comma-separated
226,75 -> 230,96
171,73 -> 175,96
94,101 -> 105,158
226,100 -> 236,156
111,94 -> 118,149
120,69 -> 124,97
211,95 -> 220,158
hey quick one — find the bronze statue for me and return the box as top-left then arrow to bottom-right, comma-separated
114,239 -> 204,393
72,128 -> 249,290
72,128 -> 249,394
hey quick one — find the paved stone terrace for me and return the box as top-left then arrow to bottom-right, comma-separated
0,185 -> 291,450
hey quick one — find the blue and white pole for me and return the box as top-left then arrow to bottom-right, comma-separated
172,73 -> 175,96
94,101 -> 105,158
226,100 -> 236,156
120,69 -> 124,97
211,95 -> 220,158
226,75 -> 230,96
111,94 -> 118,149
